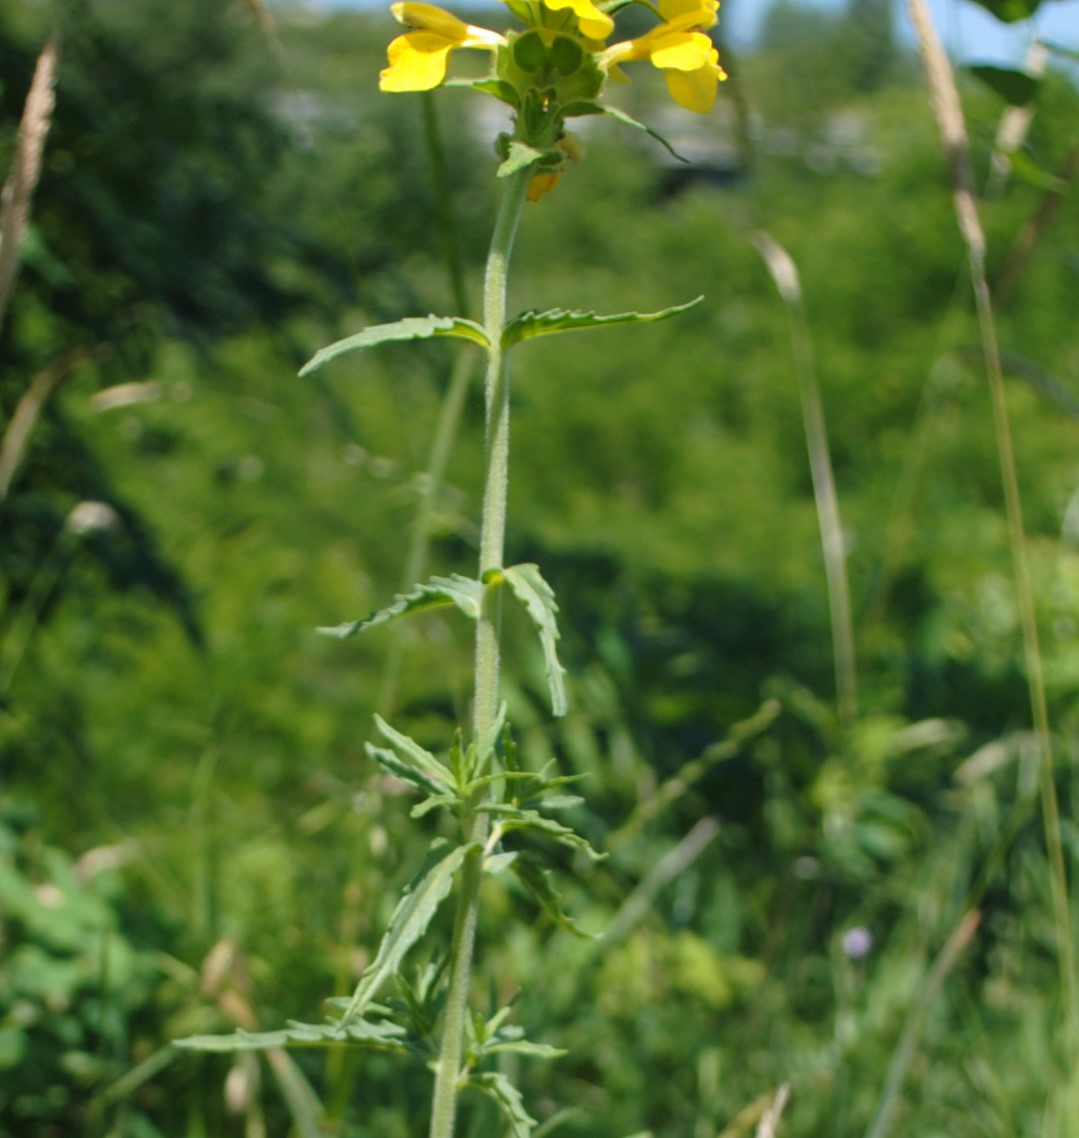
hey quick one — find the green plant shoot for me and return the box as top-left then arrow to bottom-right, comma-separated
177,2 -> 725,1136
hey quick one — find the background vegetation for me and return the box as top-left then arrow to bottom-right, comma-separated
2,0 -> 1078,1135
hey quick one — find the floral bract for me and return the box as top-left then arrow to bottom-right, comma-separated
378,0 -> 726,196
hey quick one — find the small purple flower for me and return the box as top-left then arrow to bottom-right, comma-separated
842,926 -> 873,960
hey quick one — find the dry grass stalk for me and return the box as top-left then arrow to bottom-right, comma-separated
755,1084 -> 790,1138
904,0 -> 984,260
0,34 -> 59,336
752,230 -> 858,731
0,345 -> 110,502
239,0 -> 276,35
905,0 -> 1079,1127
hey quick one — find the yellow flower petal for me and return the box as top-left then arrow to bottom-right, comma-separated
663,60 -> 720,113
392,1 -> 471,40
650,31 -> 715,72
543,0 -> 614,40
380,31 -> 454,91
658,0 -> 719,30
379,6 -> 505,92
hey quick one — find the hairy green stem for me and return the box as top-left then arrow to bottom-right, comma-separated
427,166 -> 530,1138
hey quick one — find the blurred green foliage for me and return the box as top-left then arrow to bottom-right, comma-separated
2,0 -> 1079,1134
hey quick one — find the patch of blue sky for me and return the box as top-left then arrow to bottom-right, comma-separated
294,0 -> 1079,68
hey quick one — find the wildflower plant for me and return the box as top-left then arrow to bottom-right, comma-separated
178,3 -> 725,1135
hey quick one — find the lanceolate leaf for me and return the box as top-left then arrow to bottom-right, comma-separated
967,0 -> 1042,22
599,104 -> 688,162
319,574 -> 484,639
502,297 -> 703,350
173,1017 -> 409,1052
466,1071 -> 537,1138
510,856 -> 594,938
1004,149 -> 1068,193
299,315 -> 488,377
481,803 -> 603,859
370,715 -> 453,793
969,64 -> 1040,105
340,840 -> 476,1022
498,564 -> 568,716
367,745 -> 447,798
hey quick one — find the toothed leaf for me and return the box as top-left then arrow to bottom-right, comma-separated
319,574 -> 483,638
492,564 -> 568,716
502,297 -> 703,350
466,1071 -> 537,1138
299,316 -> 487,376
340,841 -> 475,1022
510,856 -> 594,938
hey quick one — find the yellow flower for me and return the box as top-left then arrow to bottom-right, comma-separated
380,2 -> 506,92
601,0 -> 726,113
541,0 -> 614,40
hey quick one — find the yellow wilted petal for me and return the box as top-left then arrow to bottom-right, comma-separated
380,32 -> 454,91
527,171 -> 561,201
543,0 -> 615,40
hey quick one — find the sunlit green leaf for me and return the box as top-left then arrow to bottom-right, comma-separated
510,856 -> 595,938
502,297 -> 703,350
319,575 -> 484,639
466,1070 -> 537,1138
496,564 -> 568,716
485,850 -> 519,874
481,803 -> 603,859
368,745 -> 447,798
370,715 -> 453,792
410,794 -> 462,819
299,316 -> 487,376
173,1016 -> 409,1052
598,104 -> 688,162
497,141 -> 554,178
1004,149 -> 1068,193
339,840 -> 475,1022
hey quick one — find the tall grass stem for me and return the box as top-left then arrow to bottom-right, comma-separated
906,0 -> 1079,1119
753,232 -> 857,731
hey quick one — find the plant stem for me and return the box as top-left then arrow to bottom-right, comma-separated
427,166 -> 530,1138
907,0 -> 1079,1122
